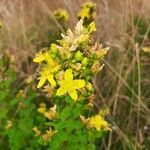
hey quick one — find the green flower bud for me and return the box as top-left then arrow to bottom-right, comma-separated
82,66 -> 86,70
85,75 -> 91,81
83,69 -> 90,77
88,22 -> 96,34
50,53 -> 57,59
74,71 -> 79,77
82,57 -> 88,66
50,44 -> 58,54
74,51 -> 83,61
86,82 -> 93,91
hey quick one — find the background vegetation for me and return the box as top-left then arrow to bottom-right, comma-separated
0,0 -> 149,149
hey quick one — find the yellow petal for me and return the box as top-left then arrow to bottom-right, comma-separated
51,65 -> 60,73
73,79 -> 85,89
37,76 -> 46,88
68,90 -> 78,101
47,74 -> 56,86
37,107 -> 46,114
56,87 -> 67,96
33,52 -> 45,63
64,69 -> 73,81
46,56 -> 54,65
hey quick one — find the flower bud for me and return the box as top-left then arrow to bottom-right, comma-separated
50,44 -> 58,54
82,57 -> 88,66
74,51 -> 83,61
86,82 -> 93,92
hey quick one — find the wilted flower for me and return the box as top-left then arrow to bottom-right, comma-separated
25,75 -> 33,84
32,127 -> 41,136
42,85 -> 54,98
5,120 -> 13,129
44,105 -> 57,120
71,63 -> 82,71
90,62 -> 104,73
16,90 -> 25,98
43,128 -> 57,142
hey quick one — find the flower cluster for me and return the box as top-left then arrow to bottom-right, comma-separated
54,9 -> 69,22
80,108 -> 111,131
34,19 -> 110,143
78,1 -> 96,25
34,20 -> 108,101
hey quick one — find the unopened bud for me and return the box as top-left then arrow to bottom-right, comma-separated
74,51 -> 83,61
82,57 -> 88,66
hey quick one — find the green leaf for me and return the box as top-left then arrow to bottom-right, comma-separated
72,103 -> 83,118
18,118 -> 33,135
56,119 -> 82,130
49,131 -> 68,149
8,128 -> 24,150
44,122 -> 56,127
0,92 -> 7,102
0,108 -> 8,119
10,98 -> 20,105
60,106 -> 71,120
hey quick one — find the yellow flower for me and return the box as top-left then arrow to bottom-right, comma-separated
44,105 -> 57,120
56,69 -> 85,101
78,2 -> 96,21
33,51 -> 52,64
32,127 -> 41,136
42,85 -> 54,98
54,9 -> 69,21
37,103 -> 46,114
37,63 -> 60,88
88,115 -> 111,131
80,114 -> 111,131
80,115 -> 90,124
